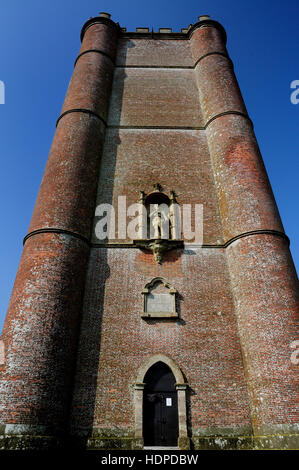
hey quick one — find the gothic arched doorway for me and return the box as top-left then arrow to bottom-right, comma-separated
143,361 -> 179,446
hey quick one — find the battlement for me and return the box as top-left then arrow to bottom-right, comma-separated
81,13 -> 227,42
98,12 -> 211,33
121,15 -> 210,34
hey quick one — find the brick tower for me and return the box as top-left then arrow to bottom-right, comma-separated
0,13 -> 298,450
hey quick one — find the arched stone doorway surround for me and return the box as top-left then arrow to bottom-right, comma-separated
134,354 -> 190,449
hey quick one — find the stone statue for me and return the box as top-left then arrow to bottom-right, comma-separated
149,204 -> 169,239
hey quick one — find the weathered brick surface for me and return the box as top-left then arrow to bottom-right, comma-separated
0,15 -> 298,450
79,23 -> 119,60
206,115 -> 284,240
62,54 -> 114,122
0,233 -> 89,430
226,235 -> 299,431
116,38 -> 194,67
108,68 -> 202,127
194,54 -> 247,122
62,22 -> 118,122
70,247 -> 251,435
29,113 -> 105,238
189,26 -> 227,62
0,16 -> 118,444
92,128 -> 223,244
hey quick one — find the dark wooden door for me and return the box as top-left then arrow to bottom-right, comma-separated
143,362 -> 178,446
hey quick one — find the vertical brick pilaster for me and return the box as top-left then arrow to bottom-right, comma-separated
191,21 -> 283,238
226,235 -> 299,437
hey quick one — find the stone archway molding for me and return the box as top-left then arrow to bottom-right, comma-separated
134,354 -> 190,449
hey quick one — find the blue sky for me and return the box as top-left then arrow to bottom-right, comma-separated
0,0 -> 298,332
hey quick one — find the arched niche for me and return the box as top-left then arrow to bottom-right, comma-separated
138,186 -> 181,241
144,191 -> 170,207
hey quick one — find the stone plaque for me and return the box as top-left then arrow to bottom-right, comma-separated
146,293 -> 173,313
141,278 -> 178,319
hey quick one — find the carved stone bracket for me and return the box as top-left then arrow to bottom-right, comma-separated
134,239 -> 184,264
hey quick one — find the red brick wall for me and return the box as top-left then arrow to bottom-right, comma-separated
71,247 -> 251,435
93,128 -> 222,244
1,16 -> 298,449
71,20 -> 298,443
0,18 -> 119,440
227,235 -> 299,430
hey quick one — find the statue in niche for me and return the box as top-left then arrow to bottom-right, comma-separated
134,185 -> 184,263
149,203 -> 169,239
